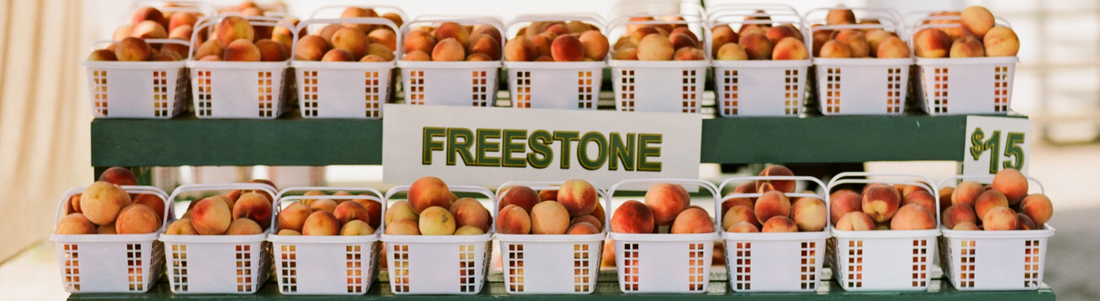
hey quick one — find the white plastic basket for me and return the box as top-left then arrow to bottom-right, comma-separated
269,186 -> 386,295
707,5 -> 812,117
380,184 -> 495,294
495,181 -> 607,294
159,183 -> 278,294
607,7 -> 709,114
805,7 -> 913,115
186,15 -> 296,119
397,17 -> 504,107
49,185 -> 171,293
717,176 -> 829,292
936,175 -> 1054,290
82,39 -> 190,119
503,14 -> 606,110
826,172 -> 940,291
606,178 -> 720,293
911,17 -> 1018,115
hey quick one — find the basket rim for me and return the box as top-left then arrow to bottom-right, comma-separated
829,226 -> 939,239
608,232 -> 719,241
503,61 -> 607,69
915,56 -> 1019,66
82,60 -> 187,69
495,232 -> 606,243
186,60 -> 289,69
159,232 -> 269,243
396,60 -> 501,69
711,59 -> 812,68
812,57 -> 913,66
268,233 -> 381,243
381,232 -> 492,243
941,224 -> 1055,239
608,60 -> 709,68
721,229 -> 830,241
291,60 -> 396,69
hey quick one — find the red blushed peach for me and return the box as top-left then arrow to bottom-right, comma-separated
498,185 -> 540,214
196,39 -> 225,60
992,168 -> 1029,205
99,167 -> 138,186
404,29 -> 437,55
629,26 -> 659,45
319,49 -> 354,62
826,7 -> 856,25
974,190 -> 1009,220
166,218 -> 199,235
961,6 -> 995,38
331,27 -> 369,59
862,184 -> 900,223
818,40 -> 851,58
710,25 -> 738,57
670,27 -> 698,44
890,204 -> 936,230
116,37 -> 154,61
645,183 -> 690,226
673,47 -> 705,61
953,221 -> 981,231
277,202 -> 311,232
762,216 -> 798,233
530,33 -> 554,58
830,189 -> 861,226
865,29 -> 893,53
431,38 -> 466,61
55,213 -> 96,235
953,181 -> 984,207
224,39 -> 261,62
551,34 -> 584,62
132,193 -> 165,223
385,219 -> 421,235
215,16 -> 254,47
467,34 -> 500,60
611,200 -> 655,234
310,199 -> 338,213
539,190 -> 557,201
738,32 -> 773,60
1019,194 -> 1053,226
671,207 -> 715,234
579,30 -> 609,60
403,50 -> 431,61
637,34 -> 674,61
302,211 -> 340,236
333,200 -> 370,226
168,12 -> 198,33
385,200 -> 419,226
727,221 -> 760,233
131,6 -> 165,28
942,203 -> 978,229
765,25 -> 801,45
471,24 -> 501,43
950,36 -> 985,58
668,32 -> 697,50
791,196 -> 827,232
612,47 -> 638,60
591,203 -> 606,226
840,34 -> 871,58
256,39 -> 287,62
558,179 -> 599,217
982,206 -> 1018,231
496,204 -> 531,234
504,37 -> 535,61
352,195 -> 382,229
566,222 -> 600,235
877,36 -> 911,59
915,28 -> 951,58
722,182 -> 756,215
901,190 -> 936,213
754,191 -> 791,225
190,197 -> 232,235
81,181 -> 133,226
435,22 -> 470,46
408,176 -> 452,214
984,26 -> 1019,57
68,195 -> 82,214
367,28 -> 397,51
572,215 -> 603,230
225,218 -> 263,235
450,198 -> 491,232
530,201 -> 571,234
1017,213 -> 1037,230
757,165 -> 795,193
772,37 -> 808,60
233,192 -> 272,230
836,211 -> 875,231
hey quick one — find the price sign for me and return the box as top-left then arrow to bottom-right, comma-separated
963,116 -> 1031,175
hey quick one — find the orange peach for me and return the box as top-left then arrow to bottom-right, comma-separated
950,36 -> 985,58
504,37 -> 535,61
467,34 -> 500,60
302,211 -> 340,235
721,182 -> 756,215
499,185 -> 541,214
671,207 -> 715,234
710,25 -> 738,57
579,31 -> 609,60
409,176 -> 452,213
113,25 -> 133,42
826,7 -> 856,25
722,204 -> 756,230
166,218 -> 199,235
454,225 -> 485,235
333,200 -> 370,226
762,216 -> 798,233
637,34 -> 674,61
862,184 -> 900,223
196,39 -> 225,60
738,33 -> 773,60
418,206 -> 455,235
953,221 -> 980,231
668,32 -> 698,50
115,37 -> 153,61
630,26 -> 659,46
610,200 -> 654,234
530,33 -> 554,58
566,222 -> 600,235
435,22 -> 470,46
938,187 -> 954,213
168,12 -> 198,33
450,198 -> 491,232
385,219 -> 421,235
830,189 -> 862,226
1019,194 -> 1053,226
961,6 -> 995,38
131,20 -> 167,39
915,28 -> 951,58
80,181 -> 133,225
953,181 -> 984,207
983,26 -> 1019,57
772,37 -> 808,60
69,195 -> 82,214
791,196 -> 827,231
1016,213 -> 1037,230
716,43 -> 748,61
558,179 -> 598,217
645,183 -> 690,225
97,223 -> 118,234
992,168 -> 1029,205
340,220 -> 375,235
367,28 -> 397,51
352,195 -> 382,229
404,29 -> 437,55
544,23 -> 570,36
876,36 -> 910,58
307,197 -> 338,213
673,47 -> 705,60
811,26 -> 832,56
87,49 -> 117,61
757,165 -> 795,193
739,24 -> 767,37
942,203 -> 977,229
836,211 -> 875,231
256,39 -> 287,61
572,215 -> 603,230
278,229 -> 302,235
431,38 -> 465,61
982,206 -> 1018,231
540,190 -> 557,201
215,16 -> 254,47
471,24 -> 501,43
190,197 -> 232,235
385,200 -> 419,225
317,24 -> 343,42
338,7 -> 378,32
55,213 -> 96,235
132,193 -> 165,223
131,6 -> 165,27
233,192 -> 272,230
362,54 -> 389,62
278,202 -> 311,232
530,201 -> 571,234
865,29 -> 894,54
330,27 -> 369,59
224,39 -> 261,61
601,239 -> 617,267
591,202 -> 607,226
550,34 -> 584,62
754,191 -> 791,225
403,50 -> 431,61
974,190 -> 1009,219
225,218 -> 263,235
496,204 -> 532,234
727,221 -> 760,233
901,190 -> 936,213
890,204 -> 936,230
765,25 -> 800,45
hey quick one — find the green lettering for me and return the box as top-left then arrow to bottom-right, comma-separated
447,128 -> 476,166
422,127 -> 446,165
527,130 -> 553,169
501,129 -> 527,168
553,131 -> 580,169
608,133 -> 635,171
578,132 -> 608,171
476,129 -> 501,167
637,133 -> 662,172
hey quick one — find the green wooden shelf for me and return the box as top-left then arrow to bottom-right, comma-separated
90,111 -> 1026,167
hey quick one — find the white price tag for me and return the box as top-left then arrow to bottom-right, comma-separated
962,116 -> 1031,175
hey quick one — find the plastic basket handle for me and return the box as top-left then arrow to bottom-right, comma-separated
88,38 -> 191,52
397,16 -> 506,59
188,15 -> 298,60
272,186 -> 387,231
166,183 -> 279,216
804,6 -> 905,33
826,172 -> 940,227
382,184 -> 497,235
53,185 -> 172,233
609,0 -> 707,19
291,17 -> 402,62
717,176 -> 830,228
495,180 -> 609,233
605,16 -> 713,61
906,12 -> 1014,31
704,9 -> 808,60
705,5 -> 804,27
308,5 -> 409,24
908,17 -> 1014,55
121,1 -> 214,26
935,174 -> 1045,194
505,14 -> 608,36
604,178 -> 720,233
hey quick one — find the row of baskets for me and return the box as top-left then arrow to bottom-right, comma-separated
83,5 -> 1018,119
52,173 -> 1053,295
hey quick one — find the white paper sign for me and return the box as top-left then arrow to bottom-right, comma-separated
962,116 -> 1031,175
382,105 -> 702,187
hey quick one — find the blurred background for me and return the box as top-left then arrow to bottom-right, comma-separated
1,0 -> 1098,300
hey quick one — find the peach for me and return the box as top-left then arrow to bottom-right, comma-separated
215,16 -> 254,47
612,47 -> 638,60
758,165 -> 795,193
158,41 -> 189,58
811,26 -> 831,56
131,193 -> 165,224
876,36 -> 911,59
152,50 -> 181,61
87,49 -> 117,61
721,182 -> 756,215
671,207 -> 715,234
404,29 -> 437,55
710,25 -> 738,57
409,176 -> 452,213
166,218 -> 199,235
385,200 -> 419,225
611,200 -> 654,234
722,205 -> 756,230
419,206 -> 456,235
431,38 -> 466,61
225,218 -> 263,235
366,28 -> 397,51
865,29 -> 894,53
601,239 -> 617,267
566,222 -> 600,235
673,47 -> 705,60
983,26 -> 1019,57
754,191 -> 791,225
113,25 -> 133,42
901,190 -> 936,213
450,198 -> 491,232
579,31 -> 609,60
69,195 -> 82,214
591,202 -> 606,225
115,37 -> 153,61
295,35 -> 332,61
765,25 -> 800,45
890,204 -> 936,230
302,211 -> 340,235
224,39 -> 261,61
196,39 -> 224,60
961,6 -> 995,38
572,215 -> 603,230
739,24 -> 767,37
836,211 -> 875,231
330,27 -> 369,59
435,22 -> 470,46
832,29 -> 863,42
565,21 -> 590,34
953,221 -> 981,231
668,32 -> 698,50
953,181 -> 984,207
340,220 -> 375,236
404,50 -> 431,61
550,34 -> 584,62
80,181 -> 132,225
738,33 -> 772,60
992,168 -> 1029,205
544,23 -> 570,36
942,203 -> 978,229
530,33 -> 554,58
310,198 -> 338,213
55,213 -> 96,235
496,204 -> 532,234
982,206 -> 1018,231
278,202 -> 311,232
352,196 -> 383,228
471,24 -> 501,42
339,7 -> 377,32
826,7 -> 856,25
762,216 -> 798,233
455,225 -> 485,235
190,197 -> 231,235
256,39 -> 287,61
272,32 -> 293,53
278,229 -> 301,235
504,37 -> 535,61
630,26 -> 659,45
950,36 -> 985,58
830,189 -> 862,226
716,43 -> 748,61
1017,213 -> 1037,230
317,24 -> 343,42
131,20 -> 167,39
362,54 -> 389,62
637,34 -> 674,61
1019,194 -> 1053,226
530,201 -> 571,234
168,12 -> 198,32
772,37 -> 808,60
790,196 -> 827,231
131,6 -> 165,27
97,223 -> 118,234
467,34 -> 500,60
498,185 -> 541,214
385,219 -> 421,235
974,190 -> 1009,219
862,184 -> 900,223
645,183 -> 690,225
558,179 -> 598,217
938,187 -> 954,213
915,28 -> 951,58
728,221 -> 760,233
333,200 -> 370,226
539,190 -> 557,201
232,192 -> 272,230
